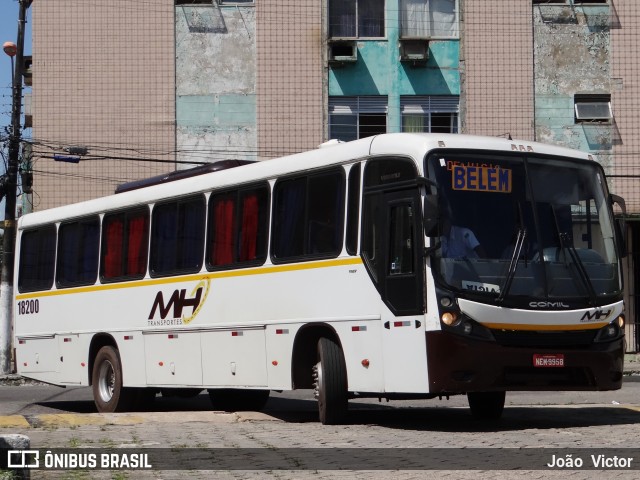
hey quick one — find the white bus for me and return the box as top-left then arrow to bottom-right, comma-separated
14,133 -> 627,424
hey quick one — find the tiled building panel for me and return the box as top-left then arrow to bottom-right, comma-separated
257,0 -> 324,159
462,1 -> 534,140
32,0 -> 175,209
612,0 -> 640,212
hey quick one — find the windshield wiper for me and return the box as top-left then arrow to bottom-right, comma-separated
559,232 -> 597,306
497,227 -> 527,303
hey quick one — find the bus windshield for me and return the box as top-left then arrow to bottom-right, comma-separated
426,152 -> 621,306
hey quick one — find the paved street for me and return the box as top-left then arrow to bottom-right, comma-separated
2,363 -> 640,479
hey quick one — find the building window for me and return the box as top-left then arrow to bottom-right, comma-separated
329,0 -> 385,38
329,97 -> 388,141
401,96 -> 459,133
400,0 -> 459,38
533,1 -> 608,3
574,94 -> 612,124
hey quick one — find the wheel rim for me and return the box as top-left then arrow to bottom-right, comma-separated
313,361 -> 323,400
97,359 -> 115,403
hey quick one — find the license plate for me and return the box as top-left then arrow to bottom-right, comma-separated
533,354 -> 565,368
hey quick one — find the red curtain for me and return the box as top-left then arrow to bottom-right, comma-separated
103,219 -> 123,278
127,215 -> 147,275
212,198 -> 235,265
240,194 -> 258,262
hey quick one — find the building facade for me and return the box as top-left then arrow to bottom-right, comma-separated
30,0 -> 640,349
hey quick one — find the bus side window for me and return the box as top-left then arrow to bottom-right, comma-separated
307,171 -> 344,255
207,184 -> 269,270
101,208 -> 149,282
271,168 -> 345,262
18,225 -> 57,293
57,216 -> 100,288
346,163 -> 361,256
150,195 -> 205,276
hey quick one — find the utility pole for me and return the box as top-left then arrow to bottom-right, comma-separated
1,0 -> 32,375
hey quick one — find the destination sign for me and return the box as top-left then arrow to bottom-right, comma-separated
451,165 -> 512,193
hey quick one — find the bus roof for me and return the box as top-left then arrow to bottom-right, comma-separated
18,133 -> 596,229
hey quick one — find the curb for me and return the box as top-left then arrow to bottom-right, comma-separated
0,433 -> 31,479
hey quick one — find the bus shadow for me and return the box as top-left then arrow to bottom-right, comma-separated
344,405 -> 640,433
263,399 -> 640,433
36,394 -> 640,434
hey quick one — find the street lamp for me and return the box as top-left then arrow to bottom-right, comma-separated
1,0 -> 32,375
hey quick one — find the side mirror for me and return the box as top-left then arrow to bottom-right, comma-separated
423,194 -> 439,237
610,194 -> 627,258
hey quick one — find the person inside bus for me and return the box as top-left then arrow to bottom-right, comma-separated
441,218 -> 487,259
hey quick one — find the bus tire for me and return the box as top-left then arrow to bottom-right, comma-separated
467,391 -> 506,420
92,346 -> 135,413
207,389 -> 270,412
313,337 -> 348,425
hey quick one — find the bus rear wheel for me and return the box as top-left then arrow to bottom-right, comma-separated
313,337 -> 348,425
92,346 -> 135,413
467,391 -> 506,420
207,389 -> 270,412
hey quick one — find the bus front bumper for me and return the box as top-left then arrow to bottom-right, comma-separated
426,331 -> 624,393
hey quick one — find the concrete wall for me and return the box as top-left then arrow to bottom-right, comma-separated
533,4 -> 611,170
32,0 -> 175,209
176,5 -> 256,166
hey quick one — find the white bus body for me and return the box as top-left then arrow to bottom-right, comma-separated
14,134 -> 626,423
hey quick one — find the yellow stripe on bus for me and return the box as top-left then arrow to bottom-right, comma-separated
480,322 -> 608,331
15,257 -> 364,300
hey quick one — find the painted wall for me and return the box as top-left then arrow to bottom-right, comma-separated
328,0 -> 460,133
176,5 -> 256,165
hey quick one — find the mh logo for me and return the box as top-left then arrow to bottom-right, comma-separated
580,309 -> 613,323
148,278 -> 210,324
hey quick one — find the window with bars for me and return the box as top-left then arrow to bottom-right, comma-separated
400,0 -> 459,38
329,0 -> 385,38
329,96 -> 388,141
401,96 -> 459,133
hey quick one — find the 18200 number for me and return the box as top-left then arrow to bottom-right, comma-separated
17,299 -> 40,315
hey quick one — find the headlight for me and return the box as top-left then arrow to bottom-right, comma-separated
441,311 -> 460,326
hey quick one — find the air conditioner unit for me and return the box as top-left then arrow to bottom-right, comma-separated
399,39 -> 429,67
328,40 -> 357,66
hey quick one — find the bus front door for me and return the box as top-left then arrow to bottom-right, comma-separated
362,187 -> 428,392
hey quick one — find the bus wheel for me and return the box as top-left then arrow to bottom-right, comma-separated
467,391 -> 506,420
313,337 -> 348,425
92,346 -> 133,413
207,389 -> 270,412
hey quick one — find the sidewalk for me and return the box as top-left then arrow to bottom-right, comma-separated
625,353 -> 640,373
